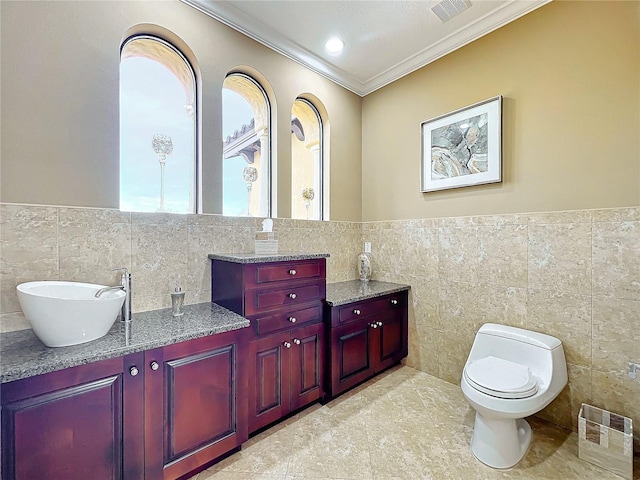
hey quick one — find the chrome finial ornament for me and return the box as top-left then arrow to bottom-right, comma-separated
152,134 -> 173,211
242,166 -> 258,183
302,188 -> 314,220
242,166 -> 258,216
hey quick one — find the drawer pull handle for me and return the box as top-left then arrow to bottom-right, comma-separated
293,338 -> 301,345
129,366 -> 139,376
289,269 -> 297,275
289,317 -> 297,323
353,309 -> 361,315
289,293 -> 297,299
150,361 -> 159,371
370,323 -> 378,329
283,341 -> 292,349
390,299 -> 398,305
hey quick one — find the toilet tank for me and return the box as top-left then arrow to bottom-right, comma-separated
467,323 -> 566,389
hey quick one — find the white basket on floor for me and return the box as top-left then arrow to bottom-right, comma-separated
578,403 -> 633,479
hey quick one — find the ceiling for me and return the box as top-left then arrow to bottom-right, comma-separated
183,0 -> 550,96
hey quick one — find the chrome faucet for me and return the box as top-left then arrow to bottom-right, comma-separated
95,285 -> 125,296
95,267 -> 132,322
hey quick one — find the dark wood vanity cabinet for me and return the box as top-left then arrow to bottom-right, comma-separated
211,257 -> 326,433
1,330 -> 247,480
1,353 -> 145,480
144,329 -> 248,480
326,290 -> 408,398
248,321 -> 323,432
211,257 -> 326,317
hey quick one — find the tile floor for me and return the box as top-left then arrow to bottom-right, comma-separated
190,366 -> 638,480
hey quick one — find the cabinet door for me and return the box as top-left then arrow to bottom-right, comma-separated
329,319 -> 375,397
248,331 -> 291,433
372,309 -> 408,373
1,353 -> 144,480
289,322 -> 324,411
145,331 -> 248,480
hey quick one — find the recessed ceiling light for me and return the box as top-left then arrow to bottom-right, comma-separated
325,37 -> 344,54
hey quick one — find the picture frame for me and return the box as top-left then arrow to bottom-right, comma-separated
421,95 -> 502,193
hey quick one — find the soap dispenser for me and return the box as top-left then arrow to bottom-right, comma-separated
171,287 -> 185,317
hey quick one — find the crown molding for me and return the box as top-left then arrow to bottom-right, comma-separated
182,0 -> 551,97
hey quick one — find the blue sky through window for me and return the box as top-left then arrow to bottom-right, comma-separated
222,89 -> 255,216
120,55 -> 195,213
120,51 -> 256,215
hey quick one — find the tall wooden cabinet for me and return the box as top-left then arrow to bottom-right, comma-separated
211,255 -> 326,433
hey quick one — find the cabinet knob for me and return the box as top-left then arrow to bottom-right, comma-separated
353,309 -> 361,315
289,269 -> 297,275
283,341 -> 292,349
377,321 -> 383,327
289,293 -> 297,299
129,366 -> 139,376
150,361 -> 159,371
293,338 -> 301,345
370,323 -> 378,329
390,299 -> 398,305
289,316 -> 297,323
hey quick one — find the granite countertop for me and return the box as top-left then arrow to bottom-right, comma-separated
208,252 -> 330,264
325,280 -> 410,307
0,303 -> 249,384
1,278 -> 408,384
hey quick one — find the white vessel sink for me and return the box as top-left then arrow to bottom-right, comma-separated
17,281 -> 125,347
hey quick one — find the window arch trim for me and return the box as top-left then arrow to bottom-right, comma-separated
121,34 -> 197,114
119,34 -> 198,213
222,72 -> 272,217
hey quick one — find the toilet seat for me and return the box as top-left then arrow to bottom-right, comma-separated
464,356 -> 538,399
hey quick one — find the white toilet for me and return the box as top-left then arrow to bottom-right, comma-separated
461,323 -> 568,469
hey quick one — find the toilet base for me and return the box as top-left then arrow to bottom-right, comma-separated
470,413 -> 532,469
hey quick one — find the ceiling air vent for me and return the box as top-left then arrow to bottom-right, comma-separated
431,0 -> 472,23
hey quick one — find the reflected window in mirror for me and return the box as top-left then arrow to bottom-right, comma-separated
120,35 -> 196,213
222,73 -> 271,217
291,98 -> 323,220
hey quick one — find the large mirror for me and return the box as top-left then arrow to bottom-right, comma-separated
1,1 -> 365,221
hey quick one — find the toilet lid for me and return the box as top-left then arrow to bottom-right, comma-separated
464,356 -> 538,399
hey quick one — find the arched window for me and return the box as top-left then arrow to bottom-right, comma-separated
120,36 -> 196,213
222,73 -> 271,217
291,98 -> 323,220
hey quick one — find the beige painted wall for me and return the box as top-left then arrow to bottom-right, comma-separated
0,1 -> 362,221
362,0 -> 640,221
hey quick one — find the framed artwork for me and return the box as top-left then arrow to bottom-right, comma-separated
421,95 -> 502,192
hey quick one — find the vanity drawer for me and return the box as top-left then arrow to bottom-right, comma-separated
337,294 -> 406,326
245,281 -> 325,315
245,260 -> 325,288
250,304 -> 322,336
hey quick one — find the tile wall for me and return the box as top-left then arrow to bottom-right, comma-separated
362,207 -> 640,451
0,204 -> 362,330
1,203 -> 638,450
